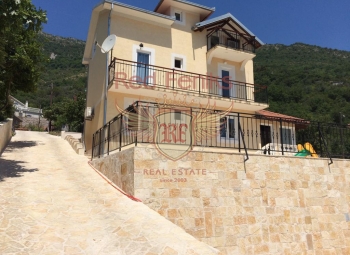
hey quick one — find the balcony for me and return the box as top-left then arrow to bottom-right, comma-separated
207,29 -> 257,64
108,58 -> 268,109
208,29 -> 256,53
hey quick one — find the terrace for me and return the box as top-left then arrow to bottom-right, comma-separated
92,101 -> 350,162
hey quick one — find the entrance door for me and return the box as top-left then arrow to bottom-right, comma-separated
221,70 -> 230,98
260,125 -> 272,148
136,52 -> 149,84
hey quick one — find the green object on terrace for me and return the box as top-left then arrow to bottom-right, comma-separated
295,149 -> 311,157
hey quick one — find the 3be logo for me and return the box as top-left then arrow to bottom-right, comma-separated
115,95 -> 233,161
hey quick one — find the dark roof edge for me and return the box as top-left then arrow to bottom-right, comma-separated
98,0 -> 175,21
154,0 -> 215,12
193,13 -> 264,45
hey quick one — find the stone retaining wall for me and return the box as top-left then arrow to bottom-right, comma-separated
91,148 -> 135,196
19,116 -> 48,130
0,119 -> 13,156
92,146 -> 350,255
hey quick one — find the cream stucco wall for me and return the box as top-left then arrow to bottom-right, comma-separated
84,11 -> 109,153
84,6 -> 263,153
109,12 -> 208,75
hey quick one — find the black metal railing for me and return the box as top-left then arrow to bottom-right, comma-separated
108,58 -> 268,104
92,101 -> 350,162
207,29 -> 256,53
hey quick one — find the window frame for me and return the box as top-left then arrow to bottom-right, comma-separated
171,53 -> 186,71
280,126 -> 295,146
174,58 -> 183,69
171,7 -> 186,26
218,116 -> 238,142
175,12 -> 181,21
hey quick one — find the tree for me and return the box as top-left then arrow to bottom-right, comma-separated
43,93 -> 85,132
0,0 -> 47,117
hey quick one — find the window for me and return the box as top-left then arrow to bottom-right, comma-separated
211,34 -> 220,48
220,117 -> 235,139
260,125 -> 272,148
227,38 -> 240,49
126,106 -> 138,131
175,12 -> 181,21
281,128 -> 293,145
172,8 -> 185,25
228,119 -> 235,139
174,110 -> 182,121
171,54 -> 186,71
136,52 -> 150,84
174,58 -> 182,69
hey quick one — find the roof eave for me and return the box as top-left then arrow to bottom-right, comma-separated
154,0 -> 215,13
174,0 -> 215,12
106,0 -> 174,21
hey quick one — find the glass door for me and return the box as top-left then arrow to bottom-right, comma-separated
221,70 -> 231,98
136,52 -> 150,84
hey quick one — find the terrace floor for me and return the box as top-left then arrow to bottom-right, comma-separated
0,131 -> 218,255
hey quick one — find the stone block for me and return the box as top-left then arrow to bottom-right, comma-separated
204,212 -> 213,237
253,245 -> 269,254
167,209 -> 178,219
306,234 -> 313,250
305,216 -> 312,224
169,189 -> 181,198
194,218 -> 204,227
233,216 -> 246,225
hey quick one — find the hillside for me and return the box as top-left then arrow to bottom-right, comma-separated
13,34 -> 350,124
14,33 -> 87,109
254,43 -> 350,123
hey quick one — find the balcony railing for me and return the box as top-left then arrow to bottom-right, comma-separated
207,29 -> 256,53
92,101 -> 350,163
108,58 -> 268,104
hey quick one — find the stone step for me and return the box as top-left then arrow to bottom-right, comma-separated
64,135 -> 85,156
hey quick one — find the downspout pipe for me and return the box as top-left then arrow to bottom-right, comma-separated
102,2 -> 113,156
103,2 -> 113,127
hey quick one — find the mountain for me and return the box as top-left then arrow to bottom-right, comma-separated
14,34 -> 350,124
14,33 -> 87,109
254,43 -> 350,123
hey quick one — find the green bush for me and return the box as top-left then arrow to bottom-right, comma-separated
27,123 -> 45,132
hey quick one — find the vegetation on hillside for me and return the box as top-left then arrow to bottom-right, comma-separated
14,33 -> 87,109
254,43 -> 350,124
12,33 -> 87,131
6,30 -> 350,130
0,0 -> 47,120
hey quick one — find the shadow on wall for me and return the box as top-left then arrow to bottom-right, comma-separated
0,159 -> 38,182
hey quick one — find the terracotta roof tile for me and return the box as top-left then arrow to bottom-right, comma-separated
256,110 -> 305,122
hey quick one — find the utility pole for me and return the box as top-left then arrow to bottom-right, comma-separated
38,104 -> 41,130
49,83 -> 53,132
340,112 -> 345,158
50,83 -> 53,105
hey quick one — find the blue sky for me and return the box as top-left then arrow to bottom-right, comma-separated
32,0 -> 350,51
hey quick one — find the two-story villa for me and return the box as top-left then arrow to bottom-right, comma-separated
81,2 -> 340,253
83,0 -> 298,159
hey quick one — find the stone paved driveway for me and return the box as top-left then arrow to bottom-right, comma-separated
0,131 -> 218,255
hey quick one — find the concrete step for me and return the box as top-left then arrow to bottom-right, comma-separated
64,135 -> 85,156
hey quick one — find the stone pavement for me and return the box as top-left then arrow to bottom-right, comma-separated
0,131 -> 218,255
